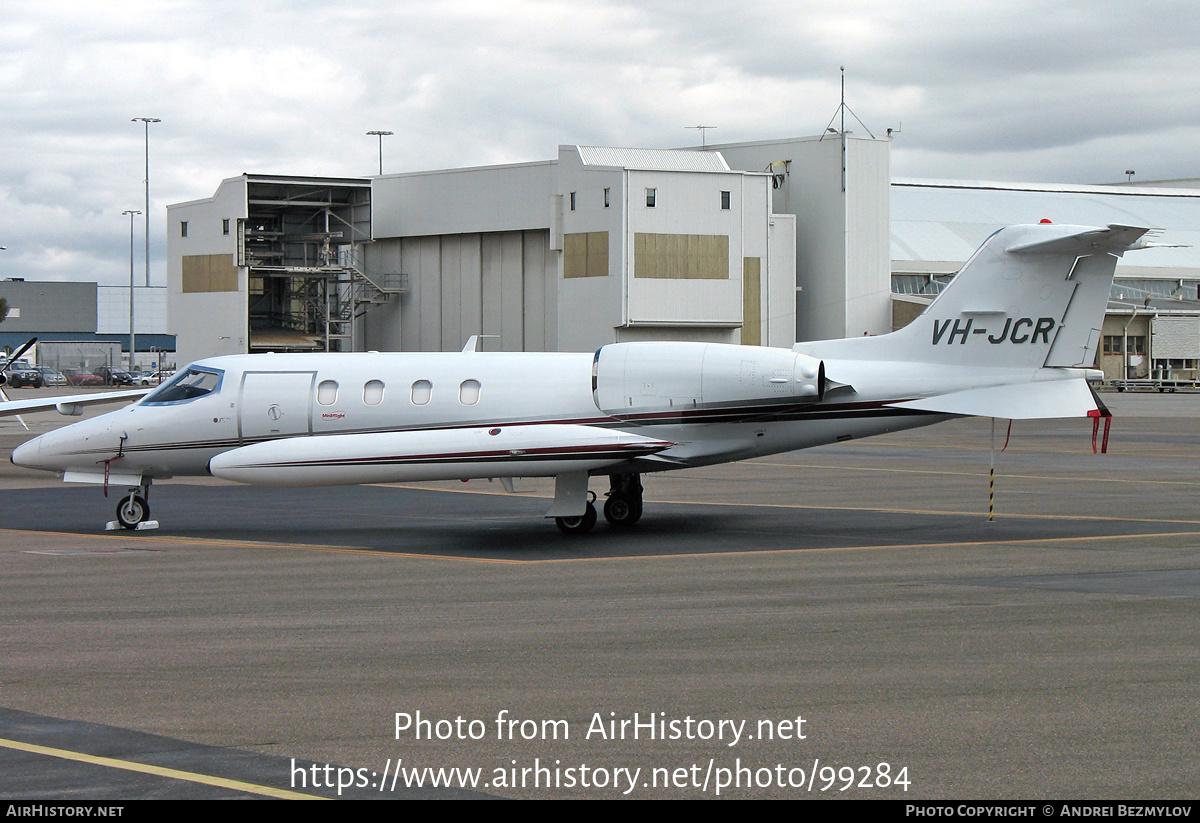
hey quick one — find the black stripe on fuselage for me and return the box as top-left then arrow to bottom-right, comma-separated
97,399 -> 930,458
225,443 -> 665,470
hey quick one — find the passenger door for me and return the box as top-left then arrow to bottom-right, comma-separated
238,371 -> 316,442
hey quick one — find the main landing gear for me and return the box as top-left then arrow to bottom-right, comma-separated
553,473 -> 644,535
603,472 -> 643,529
554,492 -> 598,535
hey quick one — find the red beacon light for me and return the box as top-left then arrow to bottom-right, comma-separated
1039,218 -> 1053,223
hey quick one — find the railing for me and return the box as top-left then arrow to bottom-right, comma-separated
339,248 -> 407,294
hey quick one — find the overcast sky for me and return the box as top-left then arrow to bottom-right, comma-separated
2,0 -> 1197,286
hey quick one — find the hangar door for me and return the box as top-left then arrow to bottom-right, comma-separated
238,371 -> 316,441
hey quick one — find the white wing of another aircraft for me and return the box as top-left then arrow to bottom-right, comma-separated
1,337 -> 151,422
0,388 -> 152,419
9,222 -> 1153,534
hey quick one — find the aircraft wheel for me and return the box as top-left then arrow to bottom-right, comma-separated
555,502 -> 597,535
116,494 -> 150,530
603,493 -> 643,528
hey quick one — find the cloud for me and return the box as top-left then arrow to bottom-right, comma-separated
0,0 -> 1196,285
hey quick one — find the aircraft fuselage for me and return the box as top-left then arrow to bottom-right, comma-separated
13,343 -> 940,487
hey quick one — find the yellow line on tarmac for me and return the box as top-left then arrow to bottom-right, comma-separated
644,497 -> 1200,525
7,501 -> 1198,565
367,486 -> 1200,526
0,736 -> 324,800
746,461 -> 1200,487
0,526 -> 525,564
516,530 -> 1200,564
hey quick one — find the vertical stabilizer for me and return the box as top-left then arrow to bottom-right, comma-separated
799,223 -> 1150,368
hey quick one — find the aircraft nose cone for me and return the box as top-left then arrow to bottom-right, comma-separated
11,436 -> 42,470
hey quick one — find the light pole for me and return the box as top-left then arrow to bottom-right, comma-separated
123,210 -> 141,370
366,130 -> 393,175
132,118 -> 160,289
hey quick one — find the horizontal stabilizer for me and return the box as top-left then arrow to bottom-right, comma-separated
1005,223 -> 1151,255
886,378 -> 1100,419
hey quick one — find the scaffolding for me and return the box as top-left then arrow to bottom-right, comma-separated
239,177 -> 405,352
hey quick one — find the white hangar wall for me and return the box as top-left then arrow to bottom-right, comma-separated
363,145 -> 796,354
361,230 -> 557,354
167,175 -> 250,367
713,134 -> 892,341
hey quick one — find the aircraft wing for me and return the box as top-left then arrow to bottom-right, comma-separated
0,388 -> 151,419
886,377 -> 1099,419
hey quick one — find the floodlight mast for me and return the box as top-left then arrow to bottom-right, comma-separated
131,118 -> 160,290
122,210 -> 141,370
367,130 -> 393,175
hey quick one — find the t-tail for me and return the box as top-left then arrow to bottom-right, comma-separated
796,223 -> 1157,420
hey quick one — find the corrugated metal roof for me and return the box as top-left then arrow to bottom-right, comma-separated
892,180 -> 1200,273
576,146 -> 730,172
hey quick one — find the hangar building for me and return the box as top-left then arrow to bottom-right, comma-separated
889,179 -> 1200,382
1,279 -> 174,370
167,135 -> 1200,383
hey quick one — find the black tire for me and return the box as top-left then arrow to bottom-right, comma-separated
603,493 -> 643,528
555,502 -> 597,535
116,495 -> 149,530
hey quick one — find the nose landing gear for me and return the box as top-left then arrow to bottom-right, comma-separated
110,484 -> 159,531
115,493 -> 149,529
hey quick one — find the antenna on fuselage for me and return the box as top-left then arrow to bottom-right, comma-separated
461,334 -> 501,353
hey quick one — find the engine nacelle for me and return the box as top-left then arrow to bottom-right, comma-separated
593,342 -> 824,419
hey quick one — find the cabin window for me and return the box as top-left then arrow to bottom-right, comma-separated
645,188 -> 656,208
317,380 -> 338,405
180,221 -> 188,238
569,191 -> 576,211
720,190 -> 731,210
411,380 -> 432,405
222,218 -> 230,235
604,188 -> 610,208
459,379 -> 481,405
363,380 -> 384,405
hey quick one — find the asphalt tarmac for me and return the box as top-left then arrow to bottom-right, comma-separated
0,391 -> 1197,799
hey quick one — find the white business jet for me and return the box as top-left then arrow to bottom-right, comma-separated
7,222 -> 1151,533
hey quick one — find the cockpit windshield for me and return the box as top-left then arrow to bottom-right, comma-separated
140,367 -> 223,405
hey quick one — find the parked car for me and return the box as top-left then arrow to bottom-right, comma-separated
63,369 -> 104,387
92,366 -> 135,386
130,370 -> 163,386
37,366 -> 67,386
2,359 -> 43,388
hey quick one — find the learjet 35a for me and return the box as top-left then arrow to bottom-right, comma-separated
8,222 -> 1153,533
